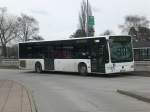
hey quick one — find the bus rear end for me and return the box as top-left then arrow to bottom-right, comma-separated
105,36 -> 134,74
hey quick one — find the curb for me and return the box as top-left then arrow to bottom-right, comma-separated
23,85 -> 38,112
14,81 -> 38,112
117,90 -> 150,104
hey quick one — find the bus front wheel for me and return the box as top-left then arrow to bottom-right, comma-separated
35,62 -> 42,73
78,63 -> 88,76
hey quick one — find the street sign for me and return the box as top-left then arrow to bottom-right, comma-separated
88,16 -> 95,27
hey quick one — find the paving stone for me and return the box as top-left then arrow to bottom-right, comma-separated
0,80 -> 34,112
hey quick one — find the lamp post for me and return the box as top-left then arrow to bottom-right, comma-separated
87,0 -> 89,37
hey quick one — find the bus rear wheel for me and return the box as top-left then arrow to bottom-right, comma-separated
35,62 -> 42,73
78,63 -> 88,76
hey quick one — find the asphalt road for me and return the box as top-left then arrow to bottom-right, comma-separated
0,69 -> 150,112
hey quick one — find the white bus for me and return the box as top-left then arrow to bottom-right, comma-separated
19,35 -> 134,75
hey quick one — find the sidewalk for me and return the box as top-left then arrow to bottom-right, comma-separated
117,90 -> 150,104
0,80 -> 36,112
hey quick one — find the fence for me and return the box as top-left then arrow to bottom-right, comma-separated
134,61 -> 150,71
0,59 -> 19,66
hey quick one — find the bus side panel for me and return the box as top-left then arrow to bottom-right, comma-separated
44,58 -> 54,70
19,59 -> 45,71
54,59 -> 91,73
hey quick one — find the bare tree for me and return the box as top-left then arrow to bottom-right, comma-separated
78,0 -> 87,35
72,0 -> 94,38
0,7 -> 18,57
7,44 -> 18,58
119,15 -> 149,33
16,14 -> 40,42
32,35 -> 44,40
71,29 -> 86,38
101,30 -> 114,36
119,15 -> 150,41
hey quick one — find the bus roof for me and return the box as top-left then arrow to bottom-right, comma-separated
19,35 -> 131,44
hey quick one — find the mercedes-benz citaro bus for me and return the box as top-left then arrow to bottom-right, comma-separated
19,35 -> 134,75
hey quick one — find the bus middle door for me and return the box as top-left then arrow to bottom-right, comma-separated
91,44 -> 105,73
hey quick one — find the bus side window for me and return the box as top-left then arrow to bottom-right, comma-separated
48,47 -> 54,58
73,45 -> 87,59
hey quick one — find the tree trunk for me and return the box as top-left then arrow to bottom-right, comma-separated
2,45 -> 7,57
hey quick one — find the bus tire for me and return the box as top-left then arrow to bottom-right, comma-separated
35,62 -> 42,73
78,63 -> 88,76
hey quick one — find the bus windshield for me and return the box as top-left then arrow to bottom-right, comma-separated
109,36 -> 133,63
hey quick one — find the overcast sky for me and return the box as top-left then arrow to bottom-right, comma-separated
1,0 -> 150,40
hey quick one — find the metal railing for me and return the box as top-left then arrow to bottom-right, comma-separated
134,61 -> 150,71
0,59 -> 19,66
